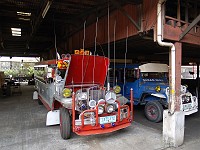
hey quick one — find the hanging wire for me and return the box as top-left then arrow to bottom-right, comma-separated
123,26 -> 128,97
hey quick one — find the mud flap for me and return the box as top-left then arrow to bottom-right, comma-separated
33,91 -> 38,100
46,110 -> 60,126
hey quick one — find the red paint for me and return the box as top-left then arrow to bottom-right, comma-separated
66,55 -> 109,86
38,95 -> 51,111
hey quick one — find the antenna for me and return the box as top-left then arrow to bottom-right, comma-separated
113,20 -> 116,86
54,16 -> 60,60
81,20 -> 86,89
123,26 -> 128,96
107,1 -> 110,91
93,17 -> 99,84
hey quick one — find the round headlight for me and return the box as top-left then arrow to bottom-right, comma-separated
155,86 -> 161,92
98,105 -> 104,114
106,104 -> 114,113
89,100 -> 96,108
113,85 -> 121,94
62,88 -> 72,98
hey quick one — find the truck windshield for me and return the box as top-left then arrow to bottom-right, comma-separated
141,72 -> 167,79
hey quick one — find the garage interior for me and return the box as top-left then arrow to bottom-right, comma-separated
0,0 -> 200,149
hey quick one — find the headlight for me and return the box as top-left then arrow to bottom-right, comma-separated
105,91 -> 116,104
113,85 -> 121,94
181,85 -> 187,93
77,92 -> 87,100
89,100 -> 96,108
98,105 -> 104,114
62,88 -> 72,98
106,104 -> 114,113
155,86 -> 161,92
182,95 -> 191,104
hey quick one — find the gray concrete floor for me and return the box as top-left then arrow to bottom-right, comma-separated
0,85 -> 199,150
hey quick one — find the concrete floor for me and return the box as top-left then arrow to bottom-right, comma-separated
0,85 -> 200,150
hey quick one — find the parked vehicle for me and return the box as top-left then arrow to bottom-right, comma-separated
33,51 -> 133,139
109,63 -> 198,122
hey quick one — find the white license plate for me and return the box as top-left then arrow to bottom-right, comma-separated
99,115 -> 116,124
183,103 -> 192,111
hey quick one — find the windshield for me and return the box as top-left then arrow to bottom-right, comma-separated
141,72 -> 168,79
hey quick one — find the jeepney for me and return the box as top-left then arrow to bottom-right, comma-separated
110,63 -> 198,122
33,51 -> 133,139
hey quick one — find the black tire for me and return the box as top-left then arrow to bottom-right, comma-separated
38,99 -> 43,105
60,107 -> 71,139
144,101 -> 163,123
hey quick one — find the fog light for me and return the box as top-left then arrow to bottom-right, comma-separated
155,86 -> 161,92
106,104 -> 114,113
113,85 -> 121,94
62,88 -> 72,98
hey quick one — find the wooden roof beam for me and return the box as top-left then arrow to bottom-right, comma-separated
179,14 -> 200,41
110,0 -> 141,31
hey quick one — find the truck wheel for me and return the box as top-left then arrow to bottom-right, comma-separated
144,101 -> 163,123
60,107 -> 71,139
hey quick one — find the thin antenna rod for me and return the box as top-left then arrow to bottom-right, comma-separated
81,20 -> 86,87
93,17 -> 99,84
123,26 -> 128,96
113,20 -> 116,86
107,1 -> 110,91
54,16 -> 59,60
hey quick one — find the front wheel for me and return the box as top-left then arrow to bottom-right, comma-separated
60,107 -> 71,139
144,101 -> 163,123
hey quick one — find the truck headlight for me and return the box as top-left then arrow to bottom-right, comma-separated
182,95 -> 191,104
106,104 -> 114,113
155,86 -> 161,92
62,88 -> 72,98
98,105 -> 104,114
77,92 -> 87,100
113,85 -> 121,94
89,100 -> 96,108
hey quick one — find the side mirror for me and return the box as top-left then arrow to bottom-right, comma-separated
136,69 -> 140,79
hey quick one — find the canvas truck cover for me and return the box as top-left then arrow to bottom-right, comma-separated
66,54 -> 109,86
139,63 -> 168,73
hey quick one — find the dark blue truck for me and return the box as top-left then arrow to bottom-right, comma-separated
109,63 -> 198,122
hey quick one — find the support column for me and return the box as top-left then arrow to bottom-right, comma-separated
175,42 -> 182,111
197,63 -> 199,105
163,42 -> 185,147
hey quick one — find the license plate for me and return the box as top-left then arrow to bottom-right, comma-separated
183,103 -> 192,111
99,115 -> 116,124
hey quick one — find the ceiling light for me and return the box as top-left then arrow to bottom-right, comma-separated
42,1 -> 51,18
11,28 -> 21,32
17,12 -> 31,16
12,31 -> 21,34
11,28 -> 21,36
18,17 -> 30,21
12,33 -> 21,36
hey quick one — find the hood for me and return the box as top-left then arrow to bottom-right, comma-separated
66,54 -> 109,86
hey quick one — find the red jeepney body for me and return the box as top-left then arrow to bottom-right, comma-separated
34,53 -> 133,138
